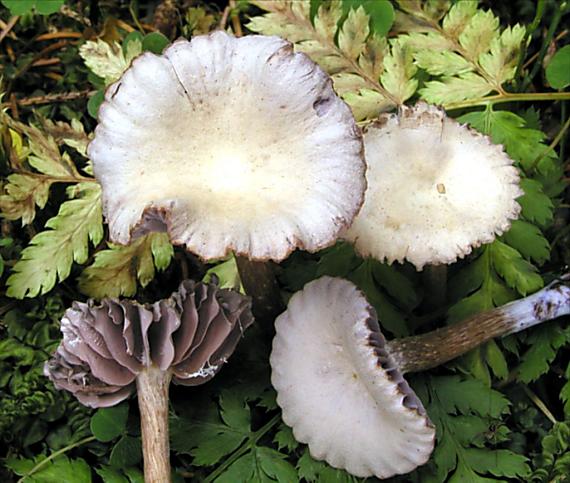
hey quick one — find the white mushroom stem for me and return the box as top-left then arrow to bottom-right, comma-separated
387,276 -> 570,374
136,366 -> 172,483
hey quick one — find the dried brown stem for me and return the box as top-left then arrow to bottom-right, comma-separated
387,277 -> 570,374
136,366 -> 172,483
236,257 -> 284,322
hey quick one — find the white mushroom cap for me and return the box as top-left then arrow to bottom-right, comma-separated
271,276 -> 435,479
344,103 -> 522,270
89,31 -> 365,261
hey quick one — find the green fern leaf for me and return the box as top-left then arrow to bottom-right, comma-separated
420,73 -> 493,104
442,0 -> 477,36
458,9 -> 499,60
6,183 -> 103,298
380,38 -> 418,103
490,240 -> 543,296
338,6 -> 369,60
502,220 -> 550,265
480,24 -> 527,85
78,233 -> 173,299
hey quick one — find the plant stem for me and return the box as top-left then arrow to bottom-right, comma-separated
514,0 -> 546,88
18,435 -> 96,483
235,256 -> 284,322
136,366 -> 172,483
520,0 -> 566,93
422,265 -> 447,310
387,276 -> 570,374
445,91 -> 570,111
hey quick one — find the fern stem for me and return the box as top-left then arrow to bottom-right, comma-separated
17,435 -> 96,483
387,275 -> 570,374
522,385 -> 558,424
528,115 -> 570,171
203,413 -> 281,483
520,0 -> 567,93
445,91 -> 570,110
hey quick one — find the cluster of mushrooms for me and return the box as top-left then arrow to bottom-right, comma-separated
44,31 -> 570,482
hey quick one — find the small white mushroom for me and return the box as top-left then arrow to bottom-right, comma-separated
271,277 -> 435,479
345,102 -> 522,270
89,31 -> 366,262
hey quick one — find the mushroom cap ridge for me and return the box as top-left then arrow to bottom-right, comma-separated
89,31 -> 366,262
270,276 -> 435,479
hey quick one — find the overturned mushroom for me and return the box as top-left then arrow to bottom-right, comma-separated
45,279 -> 253,483
271,275 -> 570,479
89,31 -> 365,263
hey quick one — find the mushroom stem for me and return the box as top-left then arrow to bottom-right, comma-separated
236,256 -> 284,322
387,276 -> 570,374
136,366 -> 172,483
422,265 -> 447,309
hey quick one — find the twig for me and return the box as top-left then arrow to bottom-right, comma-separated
445,91 -> 570,110
35,31 -> 83,41
229,0 -> 243,37
6,89 -> 95,108
521,385 -> 558,425
0,15 -> 19,44
219,6 -> 231,30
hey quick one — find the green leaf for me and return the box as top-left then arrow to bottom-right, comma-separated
142,32 -> 170,54
464,448 -> 530,478
342,0 -> 394,37
380,38 -> 418,103
490,240 -> 543,296
95,466 -> 129,483
90,403 -> 129,443
414,49 -> 472,76
338,6 -> 369,61
479,24 -> 526,85
204,255 -> 243,291
274,423 -> 298,452
458,10 -> 499,60
458,109 -> 559,175
87,90 -> 105,119
7,183 -> 103,298
420,73 -> 493,104
516,324 -> 567,383
442,0 -> 477,36
485,340 -> 509,380
170,390 -> 250,466
110,435 -> 142,468
517,179 -> 554,227
6,455 -> 92,483
79,233 -> 173,299
502,220 -> 550,265
297,449 -> 358,482
1,0 -> 64,15
80,40 -> 137,85
431,376 -> 509,418
546,44 -> 570,89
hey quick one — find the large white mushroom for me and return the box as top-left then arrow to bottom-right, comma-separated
345,102 -> 522,271
89,31 -> 365,263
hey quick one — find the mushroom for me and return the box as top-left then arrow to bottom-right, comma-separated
271,275 -> 570,479
45,278 -> 253,483
88,30 -> 365,260
344,103 -> 522,305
